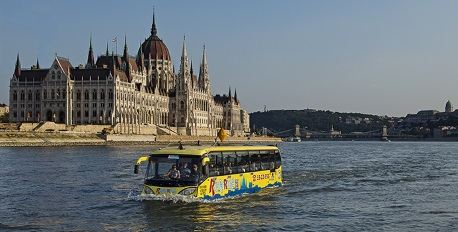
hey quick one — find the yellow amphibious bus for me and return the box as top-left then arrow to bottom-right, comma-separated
134,145 -> 282,200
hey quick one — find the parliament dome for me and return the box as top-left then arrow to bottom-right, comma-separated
141,14 -> 171,61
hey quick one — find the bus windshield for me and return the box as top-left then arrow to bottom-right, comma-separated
145,155 -> 202,187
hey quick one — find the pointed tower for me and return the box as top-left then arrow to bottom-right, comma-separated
86,35 -> 95,68
36,58 -> 40,69
234,88 -> 238,103
179,36 -> 190,88
106,42 -> 109,56
151,7 -> 157,36
123,35 -> 131,81
14,53 -> 21,77
190,60 -> 195,87
199,45 -> 210,91
228,87 -> 232,102
110,51 -> 116,76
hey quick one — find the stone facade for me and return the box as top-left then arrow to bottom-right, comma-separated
9,13 -> 249,136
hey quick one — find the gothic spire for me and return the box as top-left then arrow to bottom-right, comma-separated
181,35 -> 188,59
180,35 -> 189,77
151,6 -> 157,36
234,88 -> 238,103
229,86 -> 232,99
201,44 -> 207,67
14,53 -> 21,77
86,35 -> 95,68
106,41 -> 109,56
123,35 -> 128,61
190,60 -> 194,76
110,51 -> 116,76
123,35 -> 131,81
199,44 -> 209,88
36,58 -> 40,69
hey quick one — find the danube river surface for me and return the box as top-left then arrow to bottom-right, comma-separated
0,142 -> 457,231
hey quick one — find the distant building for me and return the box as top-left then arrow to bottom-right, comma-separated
403,110 -> 439,125
0,104 -> 9,116
8,12 -> 249,136
345,116 -> 362,124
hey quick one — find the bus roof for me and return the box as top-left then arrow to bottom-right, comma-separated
150,145 -> 279,156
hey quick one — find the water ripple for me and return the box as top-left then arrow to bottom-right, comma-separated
0,142 -> 457,231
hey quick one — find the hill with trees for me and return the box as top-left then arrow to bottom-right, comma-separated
250,109 -> 392,134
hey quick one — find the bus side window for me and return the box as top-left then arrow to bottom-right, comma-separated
274,151 -> 281,168
215,152 -> 224,175
222,152 -> 235,175
260,150 -> 271,171
208,152 -> 222,176
249,151 -> 261,171
236,151 -> 249,173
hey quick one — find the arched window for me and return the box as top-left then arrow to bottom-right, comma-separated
62,89 -> 66,99
27,90 -> 32,100
180,100 -> 185,109
20,90 -> 25,100
101,89 -> 105,100
35,90 -> 40,100
43,90 -> 47,99
84,90 -> 89,100
56,89 -> 60,99
92,89 -> 97,100
13,90 -> 17,101
57,71 -> 61,79
51,71 -> 55,79
108,89 -> 113,100
51,89 -> 55,99
77,90 -> 81,100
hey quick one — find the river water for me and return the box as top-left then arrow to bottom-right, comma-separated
0,142 -> 457,231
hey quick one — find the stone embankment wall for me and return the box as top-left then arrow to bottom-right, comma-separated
157,135 -> 281,145
0,122 -> 280,147
0,123 -> 19,131
103,134 -> 156,142
15,122 -> 111,133
0,131 -> 105,147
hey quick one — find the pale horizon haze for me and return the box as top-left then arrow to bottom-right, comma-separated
1,0 -> 458,117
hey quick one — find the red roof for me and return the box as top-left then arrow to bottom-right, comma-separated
56,57 -> 73,75
142,35 -> 171,61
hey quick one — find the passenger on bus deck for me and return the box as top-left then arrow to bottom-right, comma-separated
167,164 -> 180,179
240,162 -> 248,172
269,161 -> 275,170
249,161 -> 257,171
225,162 -> 232,174
180,162 -> 191,178
189,164 -> 200,182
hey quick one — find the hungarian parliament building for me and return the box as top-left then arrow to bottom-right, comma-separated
8,14 -> 249,136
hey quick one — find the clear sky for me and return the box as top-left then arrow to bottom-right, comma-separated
1,0 -> 458,116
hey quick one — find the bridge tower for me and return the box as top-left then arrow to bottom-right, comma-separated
294,125 -> 301,137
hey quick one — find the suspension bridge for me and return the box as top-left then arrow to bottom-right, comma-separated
258,125 -> 390,140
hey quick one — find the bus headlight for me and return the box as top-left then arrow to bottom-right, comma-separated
179,187 -> 196,196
